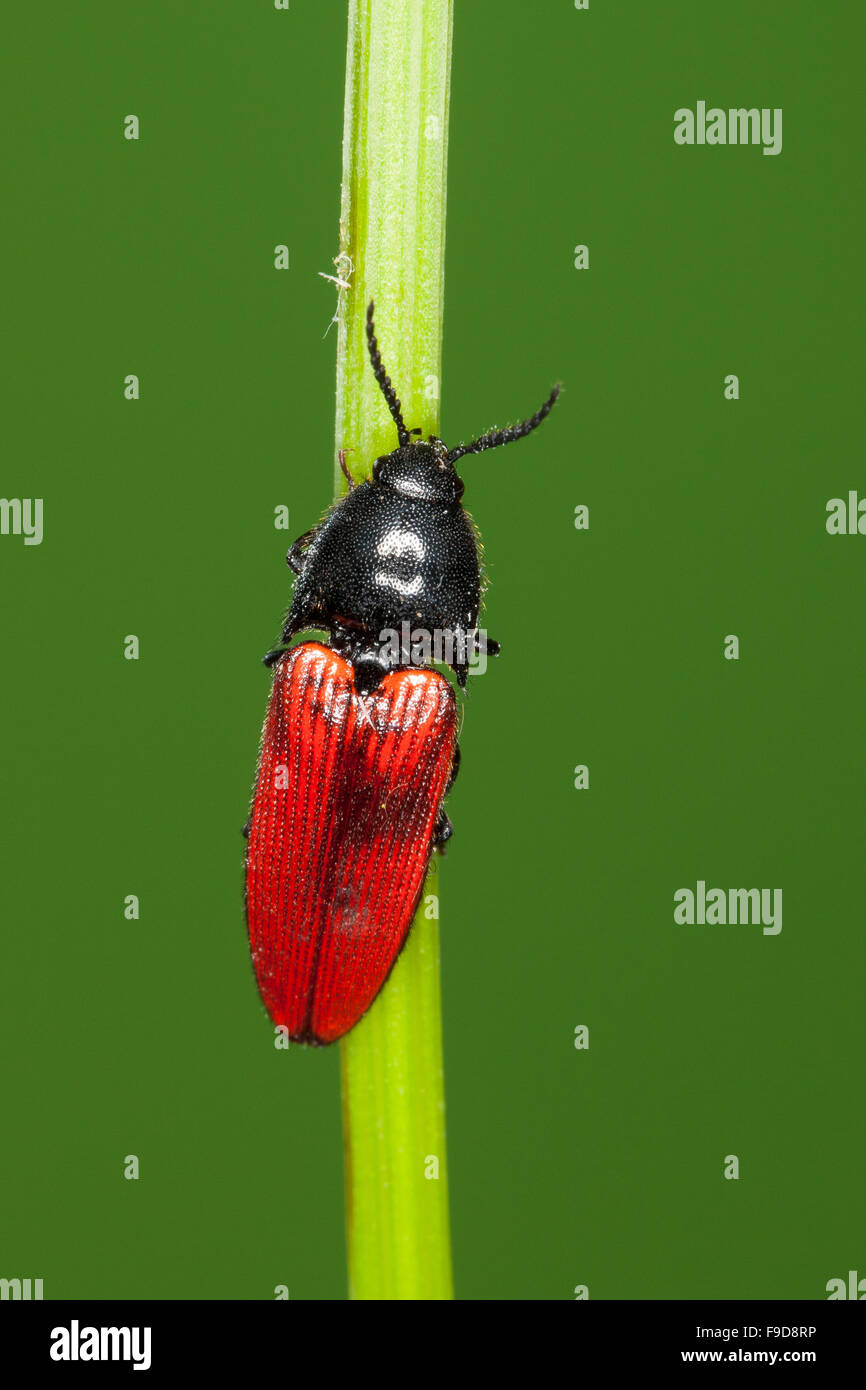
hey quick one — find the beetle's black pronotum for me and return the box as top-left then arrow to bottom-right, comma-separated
271,300 -> 560,695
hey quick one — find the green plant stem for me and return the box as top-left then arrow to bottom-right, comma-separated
334,0 -> 454,1301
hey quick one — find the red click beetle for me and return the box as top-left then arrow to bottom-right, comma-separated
244,302 -> 559,1043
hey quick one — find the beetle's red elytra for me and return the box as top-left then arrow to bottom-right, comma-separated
245,642 -> 457,1044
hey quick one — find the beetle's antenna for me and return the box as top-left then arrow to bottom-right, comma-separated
366,300 -> 411,447
445,384 -> 560,464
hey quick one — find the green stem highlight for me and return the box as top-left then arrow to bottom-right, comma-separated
334,0 -> 454,1301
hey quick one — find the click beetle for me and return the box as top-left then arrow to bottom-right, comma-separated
245,302 -> 559,1043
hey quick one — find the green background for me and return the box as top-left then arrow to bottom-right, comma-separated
2,1 -> 863,1300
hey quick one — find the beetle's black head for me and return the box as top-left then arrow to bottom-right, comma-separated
365,299 -> 560,499
372,438 -> 464,503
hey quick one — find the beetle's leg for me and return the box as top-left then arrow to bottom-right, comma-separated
271,530 -> 321,661
446,741 -> 461,792
433,809 -> 454,853
287,527 -> 318,575
452,629 -> 499,686
339,448 -> 355,490
433,743 -> 460,852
